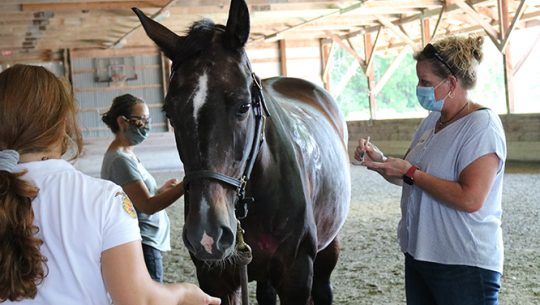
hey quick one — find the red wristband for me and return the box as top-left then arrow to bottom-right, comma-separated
403,165 -> 418,185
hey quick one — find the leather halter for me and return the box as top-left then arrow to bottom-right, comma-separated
183,72 -> 269,219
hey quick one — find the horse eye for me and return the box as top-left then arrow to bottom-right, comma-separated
237,103 -> 251,115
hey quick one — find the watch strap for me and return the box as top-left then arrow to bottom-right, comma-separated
403,165 -> 418,185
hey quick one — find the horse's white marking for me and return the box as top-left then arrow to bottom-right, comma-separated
192,72 -> 208,124
200,231 -> 214,254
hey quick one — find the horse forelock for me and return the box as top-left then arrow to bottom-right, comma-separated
171,19 -> 224,70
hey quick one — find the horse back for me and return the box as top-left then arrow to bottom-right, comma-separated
262,77 -> 348,144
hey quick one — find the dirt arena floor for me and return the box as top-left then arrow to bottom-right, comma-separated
155,162 -> 540,305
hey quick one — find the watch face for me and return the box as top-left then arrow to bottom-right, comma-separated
403,174 -> 414,185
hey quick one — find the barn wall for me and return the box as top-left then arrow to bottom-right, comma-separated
70,48 -> 168,138
23,43 -> 537,163
247,40 -> 323,86
347,113 -> 540,162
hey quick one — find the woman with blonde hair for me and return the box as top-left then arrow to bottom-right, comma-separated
355,35 -> 506,305
0,64 -> 220,305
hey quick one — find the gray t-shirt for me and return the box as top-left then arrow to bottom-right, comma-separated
400,108 -> 506,273
101,150 -> 171,251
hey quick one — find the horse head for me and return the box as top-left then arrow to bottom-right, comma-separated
133,0 -> 261,261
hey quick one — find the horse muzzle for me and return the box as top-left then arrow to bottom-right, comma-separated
182,223 -> 236,261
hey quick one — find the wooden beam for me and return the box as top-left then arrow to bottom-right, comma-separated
279,39 -> 288,76
159,52 -> 173,132
375,14 -> 417,49
453,0 -> 501,48
421,17 -> 431,46
70,46 -> 158,58
431,2 -> 445,40
364,33 -> 376,120
22,1 -> 170,11
499,0 -> 529,53
332,61 -> 359,99
75,84 -> 161,93
497,0 -> 515,114
373,46 -> 410,96
110,0 -> 178,49
320,39 -> 333,91
251,1 -> 366,44
325,31 -> 366,68
64,48 -> 73,94
365,27 -> 382,74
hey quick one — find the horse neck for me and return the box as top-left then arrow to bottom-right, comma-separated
250,102 -> 305,190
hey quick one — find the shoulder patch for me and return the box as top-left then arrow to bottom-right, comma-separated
116,192 -> 137,219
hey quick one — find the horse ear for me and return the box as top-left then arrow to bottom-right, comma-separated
224,0 -> 250,50
132,7 -> 182,60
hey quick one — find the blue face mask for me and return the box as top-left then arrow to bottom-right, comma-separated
125,124 -> 150,146
416,80 -> 449,112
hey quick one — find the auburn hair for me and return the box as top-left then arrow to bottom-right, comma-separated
0,64 -> 83,301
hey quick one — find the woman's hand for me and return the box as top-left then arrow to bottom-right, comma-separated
362,157 -> 411,180
102,241 -> 221,305
177,283 -> 221,305
157,178 -> 179,194
353,137 -> 387,163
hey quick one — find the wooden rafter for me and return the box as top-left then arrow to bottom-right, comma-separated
365,27 -> 382,73
500,0 -> 530,52
373,46 -> 410,96
1,0 -> 539,64
109,0 -> 178,48
325,31 -> 366,67
453,0 -> 501,48
22,1 -> 170,11
375,14 -> 418,48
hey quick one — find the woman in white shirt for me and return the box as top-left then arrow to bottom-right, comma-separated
0,64 -> 220,305
355,36 -> 506,305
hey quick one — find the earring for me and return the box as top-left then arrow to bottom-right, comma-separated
449,91 -> 455,99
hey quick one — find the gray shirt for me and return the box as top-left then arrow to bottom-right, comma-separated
400,109 -> 506,273
101,150 -> 171,251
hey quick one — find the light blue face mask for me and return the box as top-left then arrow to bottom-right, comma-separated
416,80 -> 449,112
125,124 -> 150,146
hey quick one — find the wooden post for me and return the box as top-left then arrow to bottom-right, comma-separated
279,39 -> 287,77
364,33 -> 376,120
320,39 -> 332,92
63,48 -> 74,95
421,17 -> 431,46
499,0 -> 515,114
160,52 -> 173,132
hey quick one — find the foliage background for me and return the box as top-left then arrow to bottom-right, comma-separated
330,39 -> 510,120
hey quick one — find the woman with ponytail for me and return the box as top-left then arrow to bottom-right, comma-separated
101,94 -> 185,283
0,64 -> 220,305
354,35 -> 506,305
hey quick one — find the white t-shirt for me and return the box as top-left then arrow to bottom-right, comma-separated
399,109 -> 506,273
6,159 -> 141,305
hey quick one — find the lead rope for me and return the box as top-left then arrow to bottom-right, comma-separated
236,220 -> 253,305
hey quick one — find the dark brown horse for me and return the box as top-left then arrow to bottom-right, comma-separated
134,1 -> 351,304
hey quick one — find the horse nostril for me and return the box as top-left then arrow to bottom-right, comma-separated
216,225 -> 235,252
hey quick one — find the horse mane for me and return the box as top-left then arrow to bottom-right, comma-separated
172,19 -> 226,70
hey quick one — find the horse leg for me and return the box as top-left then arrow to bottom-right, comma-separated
311,237 -> 340,305
274,237 -> 316,305
256,280 -> 277,305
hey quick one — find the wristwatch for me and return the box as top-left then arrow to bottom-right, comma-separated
403,165 -> 418,185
